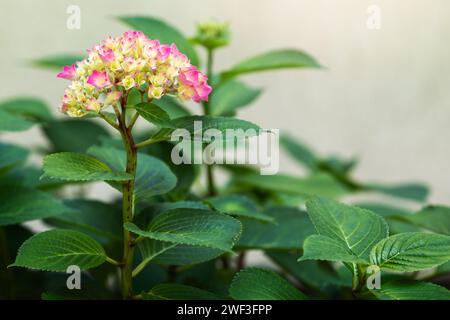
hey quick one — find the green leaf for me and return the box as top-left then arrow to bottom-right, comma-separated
134,102 -> 173,128
42,152 -> 133,182
32,54 -> 83,69
222,49 -> 321,79
237,206 -> 315,250
299,235 -> 369,264
46,200 -> 122,243
268,252 -> 350,293
11,230 -> 106,272
169,115 -> 261,138
135,202 -> 223,268
306,197 -> 389,261
143,284 -> 219,300
229,268 -> 307,300
88,146 -> 177,201
209,80 -> 261,116
399,205 -> 450,236
43,119 -> 111,153
118,16 -> 199,66
125,208 -> 241,252
0,143 -> 28,172
0,109 -> 33,132
0,97 -> 52,122
152,96 -> 191,118
280,135 -> 319,171
370,232 -> 450,272
232,173 -> 350,199
368,183 -> 429,202
0,186 -> 71,226
367,281 -> 450,300
206,195 -> 274,223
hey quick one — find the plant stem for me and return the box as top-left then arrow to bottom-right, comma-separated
202,48 -> 217,196
118,95 -> 138,299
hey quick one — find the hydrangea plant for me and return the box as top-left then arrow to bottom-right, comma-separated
0,16 -> 449,301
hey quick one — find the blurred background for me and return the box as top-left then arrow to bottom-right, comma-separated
1,0 -> 449,204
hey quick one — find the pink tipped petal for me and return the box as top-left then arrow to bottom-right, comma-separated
194,84 -> 212,102
179,67 -> 200,86
98,47 -> 115,62
87,71 -> 111,89
158,45 -> 171,60
57,64 -> 77,80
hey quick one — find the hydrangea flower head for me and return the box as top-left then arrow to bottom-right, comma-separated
57,31 -> 212,117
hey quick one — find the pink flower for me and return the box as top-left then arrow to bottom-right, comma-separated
87,71 -> 111,89
158,44 -> 172,60
57,64 -> 77,80
98,47 -> 115,63
193,84 -> 212,102
179,67 -> 200,86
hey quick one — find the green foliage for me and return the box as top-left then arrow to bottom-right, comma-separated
222,49 -> 321,79
370,232 -> 450,272
42,152 -> 133,182
0,143 -> 28,173
206,195 -> 274,222
305,197 -> 388,261
367,281 -> 450,300
237,206 -> 314,250
12,230 -> 106,272
125,208 -> 242,252
134,102 -> 173,128
209,80 -> 261,116
88,145 -> 177,201
43,119 -> 111,153
299,235 -> 369,264
229,268 -> 307,300
0,97 -> 51,132
0,187 -> 72,226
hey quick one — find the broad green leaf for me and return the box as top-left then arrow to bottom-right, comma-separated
32,54 -> 83,69
370,232 -> 450,272
280,135 -> 319,171
268,252 -> 350,293
206,195 -> 274,223
368,183 -> 429,202
118,16 -> 199,66
134,102 -> 173,128
0,186 -> 72,226
143,284 -> 219,300
0,143 -> 28,172
42,152 -> 133,182
222,49 -> 321,79
135,202 -> 222,268
88,146 -> 177,201
209,80 -> 261,116
237,206 -> 315,250
437,261 -> 450,274
306,197 -> 389,261
299,235 -> 369,264
229,268 -> 307,300
152,96 -> 191,118
43,119 -> 111,153
400,205 -> 450,236
125,208 -> 241,252
232,173 -> 350,199
12,230 -> 106,272
367,281 -> 450,300
0,97 -> 52,122
46,200 -> 122,243
138,240 -> 223,268
0,109 -> 33,132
